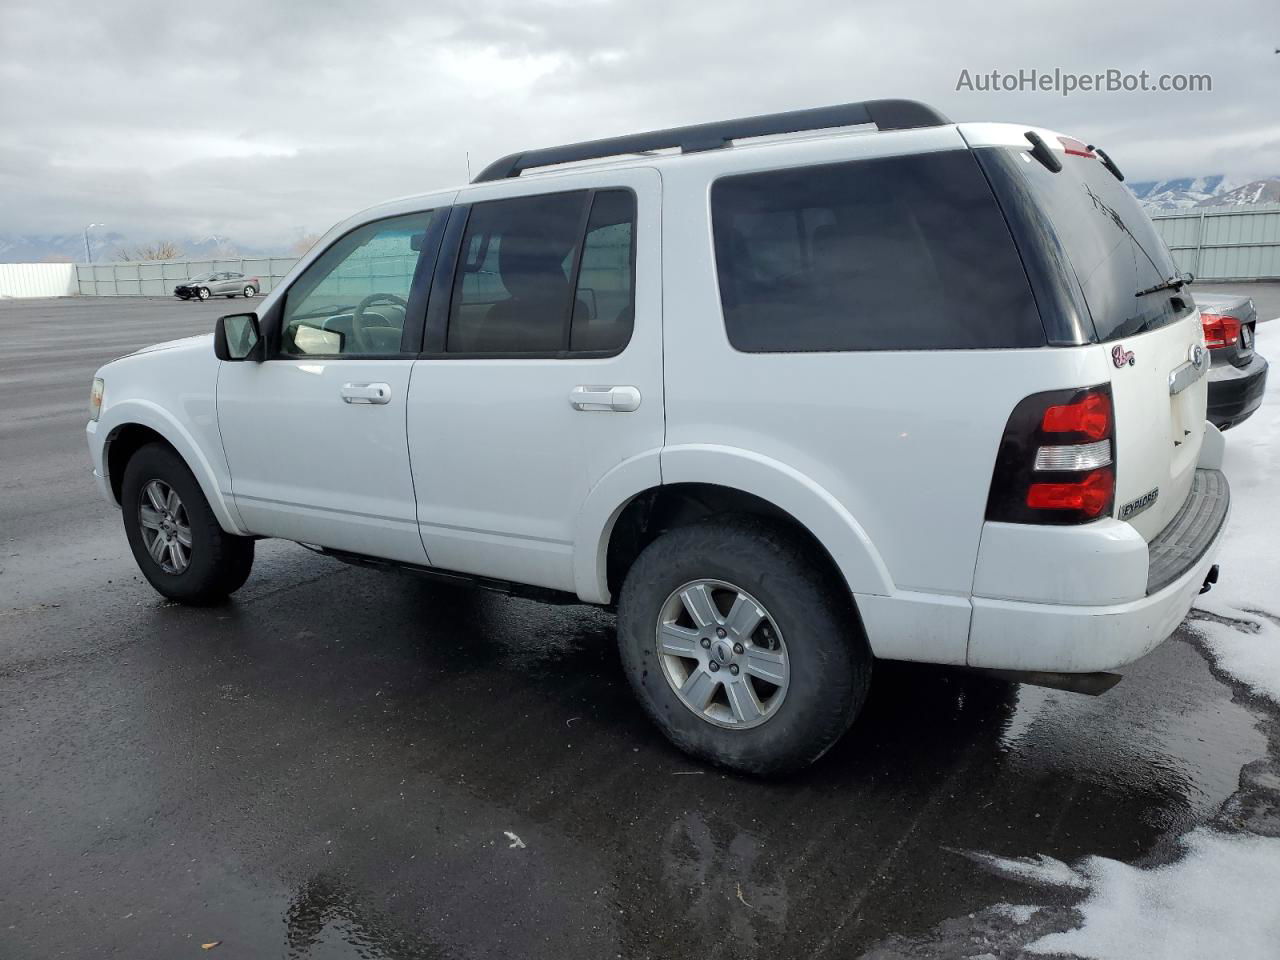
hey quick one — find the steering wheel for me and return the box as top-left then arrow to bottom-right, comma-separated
351,293 -> 408,353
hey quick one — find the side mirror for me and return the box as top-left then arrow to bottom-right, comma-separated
1181,271 -> 1195,286
214,313 -> 263,361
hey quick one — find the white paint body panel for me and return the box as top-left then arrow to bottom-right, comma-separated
967,510 -> 1227,672
974,519 -> 1149,606
87,334 -> 247,534
216,358 -> 427,564
407,168 -> 664,593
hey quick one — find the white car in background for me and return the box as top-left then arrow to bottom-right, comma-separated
87,100 -> 1230,774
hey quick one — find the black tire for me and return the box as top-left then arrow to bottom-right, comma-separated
121,442 -> 254,604
617,516 -> 871,776
197,287 -> 210,301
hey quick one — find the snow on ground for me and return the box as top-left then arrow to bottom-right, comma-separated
956,851 -> 1088,891
950,364 -> 1280,959
974,829 -> 1280,960
1189,363 -> 1280,705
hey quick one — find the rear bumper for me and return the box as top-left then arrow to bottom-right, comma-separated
1207,353 -> 1268,429
966,468 -> 1230,672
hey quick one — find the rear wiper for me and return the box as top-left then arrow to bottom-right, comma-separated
1135,274 -> 1191,298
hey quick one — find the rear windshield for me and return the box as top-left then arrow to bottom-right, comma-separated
710,149 -> 1045,352
977,147 -> 1192,343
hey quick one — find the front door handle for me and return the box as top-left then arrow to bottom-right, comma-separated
341,382 -> 392,405
569,385 -> 641,412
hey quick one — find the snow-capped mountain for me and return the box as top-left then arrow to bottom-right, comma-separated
1202,179 -> 1280,207
1129,175 -> 1280,211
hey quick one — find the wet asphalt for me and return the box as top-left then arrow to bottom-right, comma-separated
1,297 -> 1275,959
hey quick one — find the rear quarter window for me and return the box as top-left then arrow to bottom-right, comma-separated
710,149 -> 1045,352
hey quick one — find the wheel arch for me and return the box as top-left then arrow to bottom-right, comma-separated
573,444 -> 893,605
99,402 -> 247,535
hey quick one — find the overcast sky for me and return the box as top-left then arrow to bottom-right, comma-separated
1,0 -> 1276,247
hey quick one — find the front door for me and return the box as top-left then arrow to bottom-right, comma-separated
217,207 -> 445,564
406,169 -> 663,594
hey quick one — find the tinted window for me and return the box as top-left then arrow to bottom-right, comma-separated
711,150 -> 1044,352
980,147 -> 1190,343
281,211 -> 434,357
570,191 -> 636,353
447,192 -> 588,354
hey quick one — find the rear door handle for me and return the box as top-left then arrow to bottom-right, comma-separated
569,385 -> 641,412
341,382 -> 392,405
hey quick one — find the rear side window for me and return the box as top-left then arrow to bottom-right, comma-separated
446,189 -> 636,355
711,150 -> 1044,352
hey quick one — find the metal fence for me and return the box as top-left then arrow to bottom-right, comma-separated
1149,204 -> 1280,281
74,257 -> 300,297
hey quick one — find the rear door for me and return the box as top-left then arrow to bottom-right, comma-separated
406,168 -> 663,594
970,129 -> 1206,539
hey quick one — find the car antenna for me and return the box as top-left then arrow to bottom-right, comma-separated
465,151 -> 472,181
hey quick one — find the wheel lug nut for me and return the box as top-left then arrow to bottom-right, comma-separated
716,627 -> 727,639
700,637 -> 711,649
733,643 -> 744,655
729,664 -> 739,676
708,661 -> 720,672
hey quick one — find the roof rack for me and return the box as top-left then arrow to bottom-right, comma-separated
471,99 -> 950,183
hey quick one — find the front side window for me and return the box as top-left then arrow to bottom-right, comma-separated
281,211 -> 435,357
446,189 -> 636,355
711,150 -> 1044,352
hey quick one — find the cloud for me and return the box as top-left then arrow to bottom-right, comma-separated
1,0 -> 1274,245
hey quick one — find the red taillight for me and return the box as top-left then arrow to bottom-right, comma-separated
986,385 -> 1117,525
1201,312 -> 1240,349
1041,391 -> 1111,441
1057,136 -> 1096,158
1026,468 -> 1115,517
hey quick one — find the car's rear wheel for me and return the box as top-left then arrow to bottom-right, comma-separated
243,285 -> 256,298
121,442 -> 254,604
197,286 -> 210,300
617,516 -> 871,776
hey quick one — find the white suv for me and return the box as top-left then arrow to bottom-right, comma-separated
86,100 -> 1230,774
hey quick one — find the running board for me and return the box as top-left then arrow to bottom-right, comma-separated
970,668 -> 1123,696
318,547 -> 585,606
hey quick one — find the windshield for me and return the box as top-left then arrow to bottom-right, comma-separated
978,147 -> 1193,343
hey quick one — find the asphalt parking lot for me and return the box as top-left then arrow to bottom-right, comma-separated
2,296 -> 1278,959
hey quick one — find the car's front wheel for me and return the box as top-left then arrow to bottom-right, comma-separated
197,287 -> 211,300
617,517 -> 871,776
121,442 -> 254,604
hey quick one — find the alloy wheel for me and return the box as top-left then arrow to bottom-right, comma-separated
655,579 -> 790,729
138,479 -> 192,574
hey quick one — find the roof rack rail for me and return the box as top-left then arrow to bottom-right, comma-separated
471,99 -> 950,183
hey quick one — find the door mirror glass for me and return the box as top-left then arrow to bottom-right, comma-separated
215,313 -> 262,361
